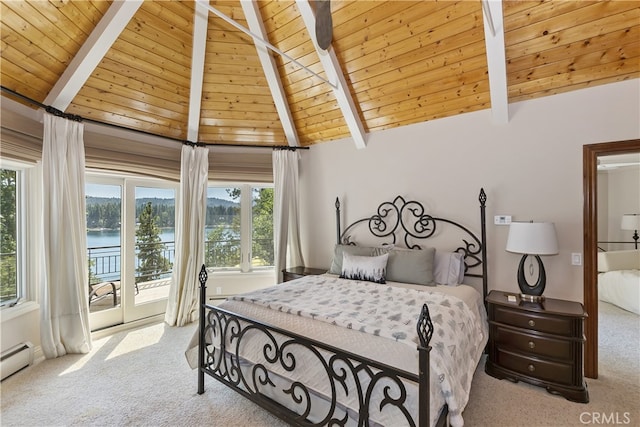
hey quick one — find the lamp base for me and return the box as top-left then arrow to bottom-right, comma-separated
517,254 -> 546,298
520,293 -> 545,303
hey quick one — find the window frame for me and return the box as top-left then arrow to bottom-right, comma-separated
206,183 -> 274,274
0,161 -> 27,308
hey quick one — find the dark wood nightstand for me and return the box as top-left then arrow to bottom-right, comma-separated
485,290 -> 589,403
282,266 -> 327,282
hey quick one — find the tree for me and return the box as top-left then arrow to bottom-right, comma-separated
204,187 -> 274,268
87,259 -> 101,286
252,188 -> 274,266
205,223 -> 241,268
136,202 -> 171,283
0,169 -> 17,302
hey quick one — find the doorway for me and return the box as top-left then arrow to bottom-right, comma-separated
583,138 -> 640,379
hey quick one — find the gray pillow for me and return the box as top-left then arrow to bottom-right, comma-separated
374,247 -> 436,286
328,244 -> 377,274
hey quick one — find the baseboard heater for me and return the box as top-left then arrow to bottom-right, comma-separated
1,342 -> 34,381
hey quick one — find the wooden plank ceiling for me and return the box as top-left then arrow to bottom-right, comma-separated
1,0 -> 638,148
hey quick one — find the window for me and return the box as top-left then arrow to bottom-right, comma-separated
0,167 -> 23,306
205,184 -> 274,272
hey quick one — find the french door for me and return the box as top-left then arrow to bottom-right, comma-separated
87,175 -> 177,330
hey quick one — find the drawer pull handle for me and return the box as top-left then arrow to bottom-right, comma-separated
528,320 -> 536,327
528,341 -> 536,349
528,364 -> 536,372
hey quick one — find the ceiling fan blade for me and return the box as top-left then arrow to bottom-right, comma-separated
315,0 -> 332,50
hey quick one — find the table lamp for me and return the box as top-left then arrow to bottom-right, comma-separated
621,214 -> 639,249
506,221 -> 559,302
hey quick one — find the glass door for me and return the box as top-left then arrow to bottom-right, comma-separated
87,177 -> 177,330
86,181 -> 124,330
122,182 -> 176,323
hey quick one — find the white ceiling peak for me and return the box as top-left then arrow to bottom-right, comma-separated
297,0 -> 367,149
482,0 -> 509,124
44,0 -> 143,111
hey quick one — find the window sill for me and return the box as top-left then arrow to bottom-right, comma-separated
209,269 -> 275,278
0,301 -> 39,323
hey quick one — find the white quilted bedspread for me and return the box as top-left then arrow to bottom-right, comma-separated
229,275 -> 487,426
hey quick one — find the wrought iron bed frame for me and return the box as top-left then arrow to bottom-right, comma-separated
197,188 -> 488,427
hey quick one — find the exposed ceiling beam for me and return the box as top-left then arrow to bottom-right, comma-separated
201,2 -> 334,88
44,0 -> 143,111
297,0 -> 367,149
482,0 -> 509,124
240,0 -> 300,147
188,1 -> 209,143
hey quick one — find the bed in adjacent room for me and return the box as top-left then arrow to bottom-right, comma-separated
188,190 -> 490,427
597,249 -> 640,315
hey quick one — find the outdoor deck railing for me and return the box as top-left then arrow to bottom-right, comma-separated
87,238 -> 274,285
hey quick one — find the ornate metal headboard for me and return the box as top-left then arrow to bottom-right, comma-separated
335,188 -> 488,298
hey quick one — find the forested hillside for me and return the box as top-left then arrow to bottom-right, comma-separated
86,197 -> 239,230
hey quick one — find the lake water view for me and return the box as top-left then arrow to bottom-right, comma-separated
87,227 -> 224,282
87,229 -> 179,282
87,226 -> 223,248
87,228 -> 175,248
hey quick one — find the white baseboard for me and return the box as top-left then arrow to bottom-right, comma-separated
91,314 -> 165,340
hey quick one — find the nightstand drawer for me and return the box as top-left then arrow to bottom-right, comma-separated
494,306 -> 574,336
495,348 -> 574,385
492,325 -> 573,361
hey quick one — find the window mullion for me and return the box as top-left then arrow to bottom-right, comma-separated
240,184 -> 252,272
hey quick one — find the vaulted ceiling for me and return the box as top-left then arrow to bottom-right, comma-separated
1,1 -> 638,149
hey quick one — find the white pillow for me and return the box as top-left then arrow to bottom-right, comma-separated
340,253 -> 389,284
597,250 -> 640,272
328,244 -> 377,274
434,252 -> 465,285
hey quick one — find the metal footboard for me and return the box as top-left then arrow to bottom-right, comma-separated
196,265 -> 441,427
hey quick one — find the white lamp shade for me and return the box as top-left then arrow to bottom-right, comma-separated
621,214 -> 640,231
506,222 -> 559,255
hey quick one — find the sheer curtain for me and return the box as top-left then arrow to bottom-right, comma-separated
39,113 -> 92,358
165,144 -> 209,326
273,150 -> 305,283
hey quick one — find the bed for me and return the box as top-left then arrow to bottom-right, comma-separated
597,249 -> 640,315
189,189 -> 489,427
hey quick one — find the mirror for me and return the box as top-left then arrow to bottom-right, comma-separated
597,153 -> 640,251
583,139 -> 640,379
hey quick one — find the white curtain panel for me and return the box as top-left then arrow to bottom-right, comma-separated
165,144 -> 209,327
273,150 -> 305,283
39,113 -> 92,358
27,162 -> 44,308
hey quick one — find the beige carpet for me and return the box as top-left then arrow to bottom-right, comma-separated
1,302 -> 637,427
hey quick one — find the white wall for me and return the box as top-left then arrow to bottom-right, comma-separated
606,166 -> 640,250
298,79 -> 640,303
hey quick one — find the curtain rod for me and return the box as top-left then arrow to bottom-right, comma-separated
0,86 -> 309,151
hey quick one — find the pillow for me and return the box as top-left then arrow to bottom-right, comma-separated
434,251 -> 466,286
597,250 -> 640,272
374,247 -> 436,285
328,244 -> 377,274
340,253 -> 389,284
